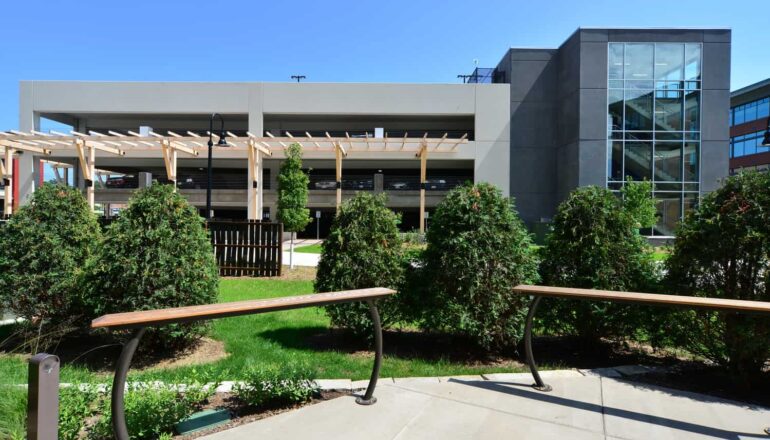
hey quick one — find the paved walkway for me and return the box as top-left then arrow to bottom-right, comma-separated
202,372 -> 770,440
282,239 -> 322,267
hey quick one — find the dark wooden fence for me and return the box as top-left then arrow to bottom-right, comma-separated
207,220 -> 283,277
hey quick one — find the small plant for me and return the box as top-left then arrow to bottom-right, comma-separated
278,143 -> 311,269
83,184 -> 218,350
234,363 -> 317,407
0,183 -> 101,349
90,383 -> 210,440
419,183 -> 539,350
666,171 -> 770,377
315,193 -> 405,336
59,385 -> 99,440
539,186 -> 658,342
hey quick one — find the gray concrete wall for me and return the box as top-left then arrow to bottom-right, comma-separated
502,28 -> 731,225
18,81 -> 510,215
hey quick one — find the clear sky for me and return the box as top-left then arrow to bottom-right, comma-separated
0,0 -> 766,131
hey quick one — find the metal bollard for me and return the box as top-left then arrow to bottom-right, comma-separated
27,353 -> 60,440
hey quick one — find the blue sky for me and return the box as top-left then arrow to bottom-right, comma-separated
0,0 -> 766,131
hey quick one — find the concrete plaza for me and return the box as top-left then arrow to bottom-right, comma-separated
202,371 -> 769,440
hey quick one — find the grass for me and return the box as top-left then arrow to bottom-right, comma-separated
0,277 -> 527,386
294,243 -> 323,254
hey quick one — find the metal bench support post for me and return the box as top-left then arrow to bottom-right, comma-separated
524,296 -> 552,392
27,353 -> 60,440
356,300 -> 383,405
112,328 -> 146,440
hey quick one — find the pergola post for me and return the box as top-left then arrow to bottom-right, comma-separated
334,141 -> 347,212
74,139 -> 95,210
3,147 -> 13,216
247,139 -> 260,220
418,141 -> 427,234
160,139 -> 178,191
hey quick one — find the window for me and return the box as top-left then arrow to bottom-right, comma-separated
730,97 -> 770,126
729,130 -> 767,158
607,42 -> 701,237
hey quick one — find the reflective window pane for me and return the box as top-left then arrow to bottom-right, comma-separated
654,193 -> 682,236
625,89 -> 653,130
624,44 -> 654,80
759,100 -> 770,119
610,141 -> 623,180
609,44 -> 624,80
655,90 -> 683,131
685,90 -> 700,131
625,142 -> 652,180
655,44 -> 684,81
684,44 -> 701,81
608,89 -> 624,130
684,142 -> 699,181
683,193 -> 699,217
654,142 -> 682,182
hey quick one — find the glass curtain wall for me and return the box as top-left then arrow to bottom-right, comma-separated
607,42 -> 701,237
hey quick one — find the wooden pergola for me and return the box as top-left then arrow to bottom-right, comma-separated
0,130 -> 468,232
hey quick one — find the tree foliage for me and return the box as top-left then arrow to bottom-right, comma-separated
84,184 -> 218,349
621,177 -> 657,229
315,193 -> 405,336
539,186 -> 657,341
277,143 -> 311,233
666,171 -> 770,376
419,183 -> 539,350
0,183 -> 101,342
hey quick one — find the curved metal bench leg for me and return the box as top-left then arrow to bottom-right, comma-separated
524,296 -> 552,392
112,327 -> 146,440
356,300 -> 382,405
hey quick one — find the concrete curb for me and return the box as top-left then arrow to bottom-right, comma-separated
3,365 -> 668,392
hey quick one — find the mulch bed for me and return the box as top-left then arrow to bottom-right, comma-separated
175,390 -> 349,439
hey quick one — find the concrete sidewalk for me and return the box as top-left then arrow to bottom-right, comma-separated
202,373 -> 770,440
282,239 -> 321,267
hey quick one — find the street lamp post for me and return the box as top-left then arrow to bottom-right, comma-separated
207,113 -> 228,220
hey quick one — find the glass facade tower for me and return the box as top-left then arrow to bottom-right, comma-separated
606,42 -> 702,236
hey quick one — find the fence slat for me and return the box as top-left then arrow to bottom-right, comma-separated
206,220 -> 282,277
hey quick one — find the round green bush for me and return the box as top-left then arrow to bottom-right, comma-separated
539,186 -> 657,342
420,183 -> 539,350
0,183 -> 101,339
666,171 -> 770,376
84,184 -> 218,349
315,193 -> 405,336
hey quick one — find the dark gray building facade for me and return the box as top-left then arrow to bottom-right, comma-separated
495,28 -> 730,236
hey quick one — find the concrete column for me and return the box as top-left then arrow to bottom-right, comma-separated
374,173 -> 384,192
138,172 -> 153,188
17,88 -> 40,205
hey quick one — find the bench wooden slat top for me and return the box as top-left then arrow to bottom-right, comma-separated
514,285 -> 770,314
92,287 -> 396,330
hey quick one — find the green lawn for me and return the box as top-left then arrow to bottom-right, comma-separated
0,278 -> 527,386
294,243 -> 323,254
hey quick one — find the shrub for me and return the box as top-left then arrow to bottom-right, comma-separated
315,193 -> 405,336
233,363 -> 317,408
0,183 -> 101,346
666,172 -> 770,376
539,186 -> 658,342
84,184 -> 218,349
419,183 -> 539,350
90,383 -> 210,440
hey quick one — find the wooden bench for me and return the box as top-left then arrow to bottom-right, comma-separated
92,287 -> 396,440
512,285 -> 770,393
